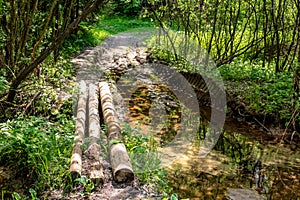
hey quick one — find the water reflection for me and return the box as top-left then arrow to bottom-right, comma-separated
166,116 -> 300,199
122,73 -> 300,199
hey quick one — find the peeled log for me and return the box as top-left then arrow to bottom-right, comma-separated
88,83 -> 101,139
110,143 -> 134,182
70,80 -> 87,178
99,81 -> 134,182
86,83 -> 104,184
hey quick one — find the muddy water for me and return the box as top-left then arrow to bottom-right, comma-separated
126,86 -> 300,199
166,119 -> 300,199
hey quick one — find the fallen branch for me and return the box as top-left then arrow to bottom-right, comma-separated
253,117 -> 273,135
20,90 -> 42,116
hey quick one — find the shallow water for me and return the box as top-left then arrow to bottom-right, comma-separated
165,117 -> 300,199
126,84 -> 300,199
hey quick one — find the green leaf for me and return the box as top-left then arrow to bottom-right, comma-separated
29,188 -> 38,200
109,139 -> 122,146
12,192 -> 21,200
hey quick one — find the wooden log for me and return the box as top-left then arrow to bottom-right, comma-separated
70,80 -> 87,178
88,83 -> 101,139
110,143 -> 134,182
86,83 -> 104,184
99,81 -> 134,183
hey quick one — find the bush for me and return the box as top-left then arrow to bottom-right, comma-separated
219,61 -> 298,125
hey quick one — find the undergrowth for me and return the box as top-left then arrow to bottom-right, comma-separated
0,50 -> 77,199
219,60 -> 299,128
0,115 -> 74,199
121,123 -> 174,198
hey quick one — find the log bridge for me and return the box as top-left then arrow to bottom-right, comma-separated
69,80 -> 134,184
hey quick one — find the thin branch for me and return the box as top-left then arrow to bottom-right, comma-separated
20,90 -> 42,117
7,0 -> 105,102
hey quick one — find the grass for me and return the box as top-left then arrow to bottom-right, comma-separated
121,123 -> 174,197
97,16 -> 154,34
0,115 -> 74,199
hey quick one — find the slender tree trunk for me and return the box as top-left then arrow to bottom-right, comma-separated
6,0 -> 105,103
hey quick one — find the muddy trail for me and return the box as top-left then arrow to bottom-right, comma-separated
53,29 -> 299,199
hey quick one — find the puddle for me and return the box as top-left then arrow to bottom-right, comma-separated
124,82 -> 300,199
166,124 -> 300,199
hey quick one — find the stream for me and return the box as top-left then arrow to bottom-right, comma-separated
125,79 -> 300,199
166,116 -> 300,199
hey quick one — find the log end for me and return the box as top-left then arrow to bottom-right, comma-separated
113,164 -> 134,183
70,168 -> 81,180
90,167 -> 104,185
70,152 -> 82,180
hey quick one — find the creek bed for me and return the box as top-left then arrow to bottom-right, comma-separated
126,83 -> 300,199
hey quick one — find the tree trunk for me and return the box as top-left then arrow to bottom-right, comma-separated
6,0 -> 105,103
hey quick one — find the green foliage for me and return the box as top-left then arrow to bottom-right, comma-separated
0,72 -> 8,94
251,73 -> 294,120
0,0 -> 106,102
63,16 -> 152,56
219,60 -> 276,82
0,115 -> 74,196
2,56 -> 76,119
0,53 -> 77,199
145,0 -> 300,124
29,188 -> 38,200
0,7 -> 156,200
63,21 -> 110,55
75,176 -> 95,196
11,192 -> 21,200
0,13 -> 154,199
97,16 -> 153,34
220,61 -> 298,123
169,193 -> 179,200
148,23 -> 299,127
145,0 -> 300,71
147,31 -> 198,72
104,0 -> 144,17
148,47 -> 190,71
121,123 -> 173,196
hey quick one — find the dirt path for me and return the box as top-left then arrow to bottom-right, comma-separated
54,29 -> 160,200
73,29 -> 154,84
